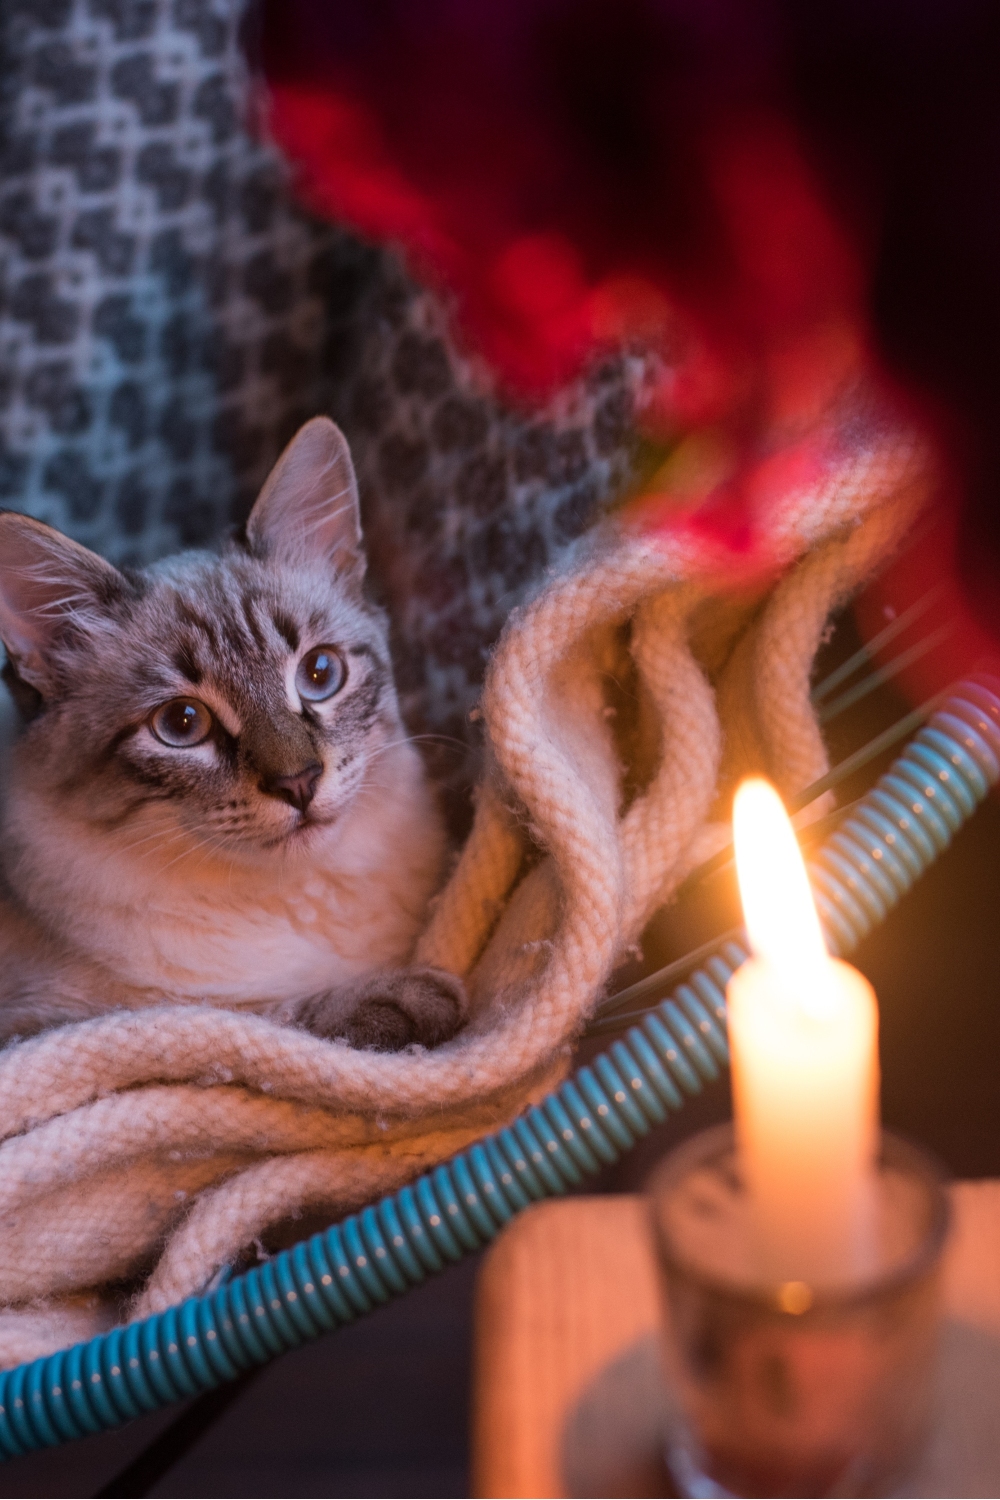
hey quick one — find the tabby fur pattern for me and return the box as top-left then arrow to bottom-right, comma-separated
0,419 -> 463,1051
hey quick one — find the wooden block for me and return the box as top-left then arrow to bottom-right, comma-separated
472,1183 -> 1000,1499
942,1179 -> 1000,1330
471,1197 -> 660,1499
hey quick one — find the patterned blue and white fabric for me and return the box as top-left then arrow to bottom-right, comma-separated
0,0 -> 644,814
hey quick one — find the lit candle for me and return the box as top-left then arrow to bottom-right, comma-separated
727,777 -> 879,1287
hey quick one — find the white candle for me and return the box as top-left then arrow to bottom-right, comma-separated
727,777 -> 879,1287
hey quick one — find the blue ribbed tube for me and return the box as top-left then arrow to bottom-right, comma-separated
2,676 -> 998,1459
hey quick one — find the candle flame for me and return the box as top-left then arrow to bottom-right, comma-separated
733,777 -> 834,1013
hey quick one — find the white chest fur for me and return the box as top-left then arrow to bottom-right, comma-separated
7,742 -> 446,1006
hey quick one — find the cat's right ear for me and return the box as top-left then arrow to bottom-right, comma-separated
246,417 -> 365,580
0,512 -> 129,690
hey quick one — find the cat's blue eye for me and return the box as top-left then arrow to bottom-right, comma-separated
150,699 -> 214,747
296,646 -> 347,703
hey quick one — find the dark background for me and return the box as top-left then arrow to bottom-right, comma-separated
4,0 -> 1000,1493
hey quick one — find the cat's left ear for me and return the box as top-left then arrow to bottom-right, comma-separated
246,418 -> 365,579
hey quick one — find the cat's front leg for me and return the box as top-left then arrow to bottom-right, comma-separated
276,967 -> 467,1052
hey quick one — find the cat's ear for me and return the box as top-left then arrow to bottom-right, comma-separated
0,512 -> 130,689
246,418 -> 365,579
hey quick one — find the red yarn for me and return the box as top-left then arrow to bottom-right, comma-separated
260,2 -> 920,568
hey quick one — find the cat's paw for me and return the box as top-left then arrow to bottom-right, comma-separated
296,967 -> 467,1052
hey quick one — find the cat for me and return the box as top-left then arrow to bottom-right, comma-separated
0,417 -> 465,1051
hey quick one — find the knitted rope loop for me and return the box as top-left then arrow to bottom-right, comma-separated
0,388 -> 936,1367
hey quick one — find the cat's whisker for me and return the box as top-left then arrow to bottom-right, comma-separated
810,581 -> 948,703
363,746 -> 422,772
113,813 -> 224,853
155,828 -> 232,878
187,831 -> 239,879
113,825 -> 195,860
816,618 -> 957,725
127,831 -> 212,867
115,815 -> 240,869
674,693 -> 941,895
676,605 -> 970,894
364,737 -> 415,760
399,731 -> 472,751
365,730 -> 470,766
353,782 -> 397,803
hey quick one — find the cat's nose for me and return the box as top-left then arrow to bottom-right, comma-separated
262,761 -> 323,813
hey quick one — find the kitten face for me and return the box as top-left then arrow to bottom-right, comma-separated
10,554 -> 398,857
0,419 -> 405,866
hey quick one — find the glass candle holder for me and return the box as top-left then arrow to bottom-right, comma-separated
648,1125 -> 950,1499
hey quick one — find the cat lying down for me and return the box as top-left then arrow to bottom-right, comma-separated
0,417 -> 465,1051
